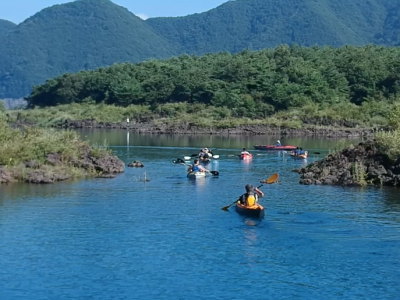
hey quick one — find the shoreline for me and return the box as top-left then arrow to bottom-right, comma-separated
57,120 -> 377,138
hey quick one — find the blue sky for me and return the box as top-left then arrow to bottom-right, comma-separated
0,0 -> 229,24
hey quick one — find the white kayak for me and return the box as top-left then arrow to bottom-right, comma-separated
187,171 -> 207,179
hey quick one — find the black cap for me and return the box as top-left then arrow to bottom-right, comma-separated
245,184 -> 254,192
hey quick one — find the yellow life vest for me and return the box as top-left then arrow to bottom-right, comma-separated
246,194 -> 257,206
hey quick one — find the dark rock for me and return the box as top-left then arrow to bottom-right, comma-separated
46,153 -> 62,166
127,160 -> 144,168
25,160 -> 40,168
0,168 -> 14,183
92,155 -> 125,173
25,169 -> 70,184
298,140 -> 400,187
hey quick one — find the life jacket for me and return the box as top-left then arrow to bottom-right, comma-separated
192,165 -> 202,172
241,192 -> 258,206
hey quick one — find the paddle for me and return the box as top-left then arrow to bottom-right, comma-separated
172,158 -> 185,164
221,173 -> 279,211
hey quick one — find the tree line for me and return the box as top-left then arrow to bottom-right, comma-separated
26,45 -> 400,121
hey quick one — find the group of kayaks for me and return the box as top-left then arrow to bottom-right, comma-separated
181,145 -> 293,220
254,143 -> 308,159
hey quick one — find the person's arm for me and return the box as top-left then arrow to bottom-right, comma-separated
255,187 -> 264,197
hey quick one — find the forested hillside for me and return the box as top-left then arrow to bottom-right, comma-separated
147,0 -> 396,54
26,45 -> 400,128
0,0 -> 176,98
0,20 -> 16,37
2,0 -> 400,99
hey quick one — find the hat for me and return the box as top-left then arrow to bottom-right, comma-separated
245,184 -> 254,192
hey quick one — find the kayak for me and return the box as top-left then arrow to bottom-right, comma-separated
290,151 -> 308,159
235,203 -> 265,218
240,153 -> 253,160
253,145 -> 297,151
187,171 -> 207,179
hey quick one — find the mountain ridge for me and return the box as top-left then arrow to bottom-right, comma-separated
1,0 -> 400,98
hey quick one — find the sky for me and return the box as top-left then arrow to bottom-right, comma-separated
0,0 -> 229,24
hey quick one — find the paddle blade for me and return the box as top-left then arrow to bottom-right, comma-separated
172,158 -> 185,164
260,173 -> 279,184
210,170 -> 219,176
221,206 -> 230,211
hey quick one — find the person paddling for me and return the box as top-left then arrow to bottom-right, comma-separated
241,148 -> 251,155
238,184 -> 264,207
188,159 -> 209,173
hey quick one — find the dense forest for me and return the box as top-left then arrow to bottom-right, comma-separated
147,0 -> 400,54
2,0 -> 400,98
0,0 -> 176,98
25,45 -> 400,129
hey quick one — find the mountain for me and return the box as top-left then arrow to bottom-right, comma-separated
147,0 -> 395,54
1,0 -> 400,99
0,19 -> 16,37
0,0 -> 176,98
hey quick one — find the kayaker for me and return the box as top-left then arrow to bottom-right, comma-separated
199,148 -> 212,162
241,148 -> 251,155
188,159 -> 209,173
275,140 -> 282,146
238,184 -> 264,207
292,147 -> 300,156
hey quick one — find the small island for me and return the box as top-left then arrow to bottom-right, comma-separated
0,121 -> 124,184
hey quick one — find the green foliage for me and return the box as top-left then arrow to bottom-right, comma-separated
0,0 -> 175,98
1,0 -> 400,98
388,103 -> 400,129
375,129 -> 400,161
24,46 -> 400,127
148,0 -> 398,56
351,162 -> 368,186
0,122 -> 114,181
0,125 -> 82,165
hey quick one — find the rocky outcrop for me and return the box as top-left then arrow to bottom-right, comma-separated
127,160 -> 144,168
297,141 -> 400,187
0,150 -> 125,184
56,119 -> 375,137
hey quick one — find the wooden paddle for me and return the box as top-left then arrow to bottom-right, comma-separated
221,173 -> 279,211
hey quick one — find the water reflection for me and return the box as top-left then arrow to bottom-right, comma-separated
381,188 -> 400,212
1,131 -> 400,300
77,129 -> 362,153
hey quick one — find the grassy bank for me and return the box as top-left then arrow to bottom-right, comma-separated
0,118 -> 123,183
5,101 -> 396,130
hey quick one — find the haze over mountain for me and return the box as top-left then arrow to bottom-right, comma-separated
1,0 -> 399,98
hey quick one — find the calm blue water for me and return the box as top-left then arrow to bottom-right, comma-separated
1,132 -> 399,300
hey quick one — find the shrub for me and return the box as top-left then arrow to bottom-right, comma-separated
375,129 -> 400,161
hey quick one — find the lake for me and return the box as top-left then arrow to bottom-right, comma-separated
0,130 -> 399,299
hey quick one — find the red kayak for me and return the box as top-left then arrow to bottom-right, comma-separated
253,145 -> 297,151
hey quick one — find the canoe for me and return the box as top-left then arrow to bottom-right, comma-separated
235,203 -> 265,218
253,145 -> 297,151
187,171 -> 207,179
240,153 -> 253,160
